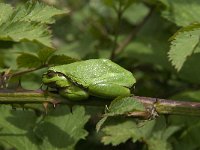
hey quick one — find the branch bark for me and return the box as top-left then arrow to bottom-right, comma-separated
0,90 -> 200,117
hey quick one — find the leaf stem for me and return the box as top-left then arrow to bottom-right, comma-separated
10,65 -> 47,78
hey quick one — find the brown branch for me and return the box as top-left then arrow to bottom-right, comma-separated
135,96 -> 200,117
0,90 -> 200,118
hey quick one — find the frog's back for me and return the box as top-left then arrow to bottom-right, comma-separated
49,59 -> 135,87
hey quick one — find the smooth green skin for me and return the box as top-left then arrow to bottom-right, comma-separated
42,59 -> 136,101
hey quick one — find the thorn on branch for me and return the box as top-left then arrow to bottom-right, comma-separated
43,102 -> 49,114
15,78 -> 26,92
51,99 -> 61,108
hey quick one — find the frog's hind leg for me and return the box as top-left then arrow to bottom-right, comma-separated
59,86 -> 89,101
88,83 -> 131,99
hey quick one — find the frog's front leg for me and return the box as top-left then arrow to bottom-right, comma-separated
59,86 -> 89,101
88,83 -> 131,99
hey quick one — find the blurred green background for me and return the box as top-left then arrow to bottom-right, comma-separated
0,0 -> 200,150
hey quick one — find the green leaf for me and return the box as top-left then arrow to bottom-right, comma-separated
0,3 -> 13,25
12,1 -> 67,24
167,92 -> 200,150
147,138 -> 172,150
144,117 -> 181,150
97,97 -> 145,132
171,90 -> 200,102
0,2 -> 66,47
0,105 -> 90,150
3,42 -> 44,70
106,97 -> 145,116
101,120 -> 141,146
169,115 -> 200,150
0,21 -> 51,47
37,48 -> 55,65
12,42 -> 44,53
168,24 -> 200,71
101,119 -> 156,146
122,13 -> 172,70
48,54 -> 78,65
123,3 -> 149,24
101,116 -> 179,148
177,53 -> 200,83
36,106 -> 90,150
161,0 -> 200,26
17,53 -> 41,68
0,105 -> 40,150
162,126 -> 181,140
147,126 -> 180,150
21,71 -> 43,90
96,116 -> 108,132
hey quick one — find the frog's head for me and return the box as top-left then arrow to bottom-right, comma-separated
42,70 -> 69,88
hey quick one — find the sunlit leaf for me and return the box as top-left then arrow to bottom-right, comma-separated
161,0 -> 200,26
107,97 -> 145,116
13,1 -> 67,24
168,24 -> 200,71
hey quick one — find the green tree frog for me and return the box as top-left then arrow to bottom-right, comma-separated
42,59 -> 136,101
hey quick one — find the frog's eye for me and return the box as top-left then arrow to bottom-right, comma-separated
47,71 -> 56,78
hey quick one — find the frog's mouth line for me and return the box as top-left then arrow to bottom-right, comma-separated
44,70 -> 64,78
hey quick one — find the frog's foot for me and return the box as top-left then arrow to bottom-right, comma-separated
51,99 -> 61,108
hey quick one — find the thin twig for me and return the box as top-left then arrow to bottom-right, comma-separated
110,1 -> 123,60
113,7 -> 154,56
10,65 -> 47,78
0,66 -> 47,89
